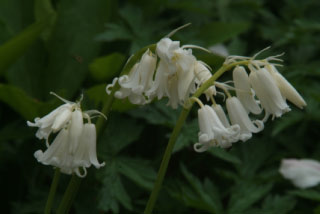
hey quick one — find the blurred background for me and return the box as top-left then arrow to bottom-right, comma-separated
0,0 -> 320,213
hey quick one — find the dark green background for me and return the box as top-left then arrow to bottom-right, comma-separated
0,0 -> 320,213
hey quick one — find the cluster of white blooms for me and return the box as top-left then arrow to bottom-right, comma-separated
193,51 -> 306,152
279,159 -> 320,189
106,37 -> 216,109
105,28 -> 306,152
27,93 -> 105,177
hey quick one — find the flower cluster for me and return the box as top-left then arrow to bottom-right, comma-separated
105,28 -> 306,153
193,50 -> 306,152
27,93 -> 105,177
106,37 -> 215,109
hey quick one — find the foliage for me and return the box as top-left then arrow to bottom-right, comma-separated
1,0 -> 320,213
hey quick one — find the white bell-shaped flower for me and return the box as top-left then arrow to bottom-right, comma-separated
29,93 -> 105,177
212,104 -> 231,128
279,159 -> 320,189
194,61 -> 216,100
249,67 -> 291,120
73,123 -> 105,177
266,65 -> 306,109
194,105 -> 240,152
34,128 -> 73,174
226,97 -> 264,142
27,93 -> 75,143
233,66 -> 262,114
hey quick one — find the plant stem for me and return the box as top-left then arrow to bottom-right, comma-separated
56,85 -> 118,214
56,175 -> 81,214
144,107 -> 191,214
44,168 -> 61,214
144,60 -> 249,214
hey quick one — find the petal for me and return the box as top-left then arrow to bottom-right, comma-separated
280,159 -> 320,189
51,107 -> 72,132
249,68 -> 290,118
226,97 -> 264,139
233,66 -> 262,114
69,109 -> 84,154
267,65 -> 306,109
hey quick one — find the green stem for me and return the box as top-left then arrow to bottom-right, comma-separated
144,108 -> 191,214
56,175 -> 81,214
44,168 -> 61,214
56,85 -> 118,214
144,60 -> 249,214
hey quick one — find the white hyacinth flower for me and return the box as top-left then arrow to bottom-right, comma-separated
279,159 -> 320,189
266,64 -> 306,109
27,93 -> 74,145
249,66 -> 291,120
226,97 -> 264,142
212,104 -> 231,128
233,66 -> 262,114
29,92 -> 105,177
194,61 -> 216,100
194,105 -> 240,152
117,49 -> 157,104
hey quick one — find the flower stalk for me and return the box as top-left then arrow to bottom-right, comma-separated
144,60 -> 249,214
44,168 -> 61,214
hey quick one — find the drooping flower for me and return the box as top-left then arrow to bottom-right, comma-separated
194,105 -> 240,152
27,93 -> 74,144
226,97 -> 264,142
279,159 -> 320,189
266,64 -> 306,109
29,92 -> 105,177
249,66 -> 291,120
194,61 -> 216,100
233,66 -> 262,114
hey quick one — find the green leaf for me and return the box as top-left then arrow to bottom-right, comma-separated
117,156 -> 156,190
43,0 -> 112,98
208,148 -> 242,165
128,99 -> 178,127
261,195 -> 296,214
179,164 -> 223,214
0,18 -> 49,75
173,119 -> 198,153
227,180 -> 273,214
289,189 -> 320,202
34,0 -> 57,42
86,84 -> 137,112
99,113 -> 144,156
197,22 -> 250,46
89,53 -> 125,82
98,161 -> 133,213
0,84 -> 46,120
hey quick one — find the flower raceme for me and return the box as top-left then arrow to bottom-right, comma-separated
106,27 -> 306,152
27,92 -> 105,177
106,37 -> 212,109
279,159 -> 320,189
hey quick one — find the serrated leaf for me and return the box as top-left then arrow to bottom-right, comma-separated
289,189 -> 320,202
227,180 -> 273,214
173,119 -> 198,153
99,113 -> 144,156
128,100 -> 178,127
208,148 -> 242,164
117,156 -> 156,190
180,164 -> 223,214
98,161 -> 132,213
